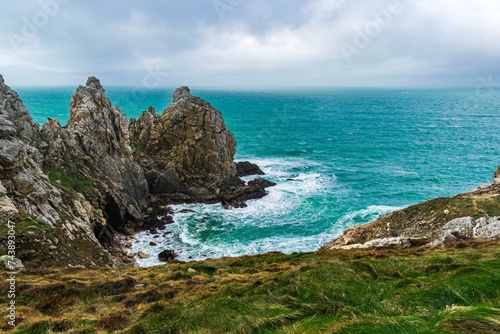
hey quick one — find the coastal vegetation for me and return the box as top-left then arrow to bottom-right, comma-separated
2,241 -> 499,333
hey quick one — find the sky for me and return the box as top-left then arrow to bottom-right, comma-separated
0,0 -> 499,88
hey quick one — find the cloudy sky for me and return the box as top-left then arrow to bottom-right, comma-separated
0,0 -> 499,88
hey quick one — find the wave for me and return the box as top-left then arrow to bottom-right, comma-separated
130,157 -> 406,267
131,203 -> 403,267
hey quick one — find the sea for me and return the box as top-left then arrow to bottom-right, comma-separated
15,86 -> 500,266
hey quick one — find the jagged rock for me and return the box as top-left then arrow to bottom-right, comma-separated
131,87 -> 236,195
130,86 -> 274,205
476,217 -> 500,239
424,216 -> 500,247
38,77 -> 149,240
236,161 -> 265,177
0,74 -> 273,268
158,249 -> 177,262
0,75 -> 114,268
221,178 -> 276,209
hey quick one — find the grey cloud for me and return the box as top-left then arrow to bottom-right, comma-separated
0,0 -> 499,87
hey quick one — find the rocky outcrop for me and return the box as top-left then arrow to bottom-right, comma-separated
0,74 -> 273,268
130,86 -> 274,205
37,77 -> 149,240
0,74 -> 114,267
236,161 -> 265,177
322,174 -> 500,250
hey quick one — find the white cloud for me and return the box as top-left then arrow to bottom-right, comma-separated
0,0 -> 499,87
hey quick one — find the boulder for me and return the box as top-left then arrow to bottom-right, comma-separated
0,255 -> 24,270
138,251 -> 150,259
236,161 -> 265,177
158,249 -> 177,262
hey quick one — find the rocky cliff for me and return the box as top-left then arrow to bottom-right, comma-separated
0,75 -> 273,268
322,172 -> 500,250
0,75 -> 114,267
130,86 -> 275,208
37,77 -> 149,242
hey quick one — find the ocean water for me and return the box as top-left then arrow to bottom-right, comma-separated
16,86 -> 500,266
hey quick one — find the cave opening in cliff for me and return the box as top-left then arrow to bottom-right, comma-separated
94,195 -> 124,245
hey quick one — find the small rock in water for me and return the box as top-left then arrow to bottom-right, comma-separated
126,253 -> 136,258
158,249 -> 177,262
179,209 -> 196,214
149,241 -> 158,246
125,242 -> 132,248
153,235 -> 160,238
138,251 -> 150,259
236,161 -> 265,177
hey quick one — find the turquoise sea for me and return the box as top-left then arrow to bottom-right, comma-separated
16,86 -> 500,265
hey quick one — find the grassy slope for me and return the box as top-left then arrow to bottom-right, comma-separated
1,242 -> 499,334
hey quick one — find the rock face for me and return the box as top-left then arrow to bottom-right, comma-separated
322,175 -> 500,250
0,74 -> 273,268
130,86 -> 274,204
38,77 -> 149,241
0,74 -> 114,267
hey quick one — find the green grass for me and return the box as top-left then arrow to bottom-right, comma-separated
0,217 -> 53,237
0,241 -> 498,333
43,166 -> 93,190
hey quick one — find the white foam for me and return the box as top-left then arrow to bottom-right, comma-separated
130,157 -> 402,267
335,205 -> 404,231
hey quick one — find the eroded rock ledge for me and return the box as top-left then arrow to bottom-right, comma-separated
0,75 -> 274,268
